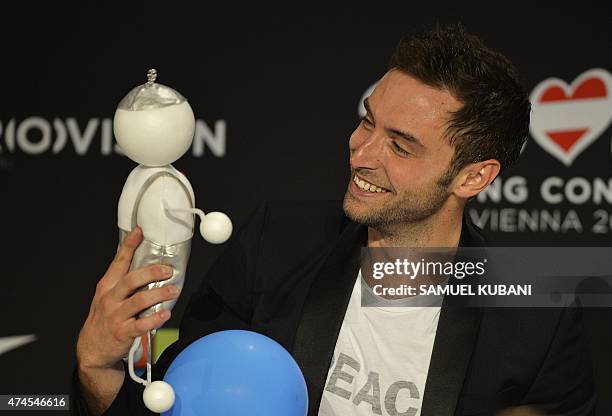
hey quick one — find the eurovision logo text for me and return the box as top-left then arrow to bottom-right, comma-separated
0,117 -> 226,157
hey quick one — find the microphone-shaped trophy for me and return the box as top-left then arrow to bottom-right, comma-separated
113,69 -> 233,413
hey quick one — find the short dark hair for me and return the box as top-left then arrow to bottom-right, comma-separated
388,23 -> 530,178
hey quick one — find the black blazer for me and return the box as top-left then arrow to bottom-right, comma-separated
73,200 -> 597,415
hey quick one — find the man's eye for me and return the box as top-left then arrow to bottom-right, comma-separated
392,141 -> 410,156
361,116 -> 374,128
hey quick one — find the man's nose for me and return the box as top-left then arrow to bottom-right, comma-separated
349,131 -> 384,169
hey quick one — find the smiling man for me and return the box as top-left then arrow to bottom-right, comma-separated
345,35 -> 521,249
74,24 -> 596,416
346,72 -> 467,248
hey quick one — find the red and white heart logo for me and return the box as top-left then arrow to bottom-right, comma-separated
530,68 -> 612,166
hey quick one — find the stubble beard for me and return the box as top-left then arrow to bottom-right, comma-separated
343,172 -> 453,234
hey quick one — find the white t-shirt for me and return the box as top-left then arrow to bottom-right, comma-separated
318,271 -> 441,416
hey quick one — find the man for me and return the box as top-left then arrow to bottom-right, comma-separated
74,24 -> 596,415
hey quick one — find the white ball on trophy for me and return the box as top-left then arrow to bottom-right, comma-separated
143,380 -> 175,413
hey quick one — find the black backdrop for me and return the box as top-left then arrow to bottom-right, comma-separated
1,2 -> 611,414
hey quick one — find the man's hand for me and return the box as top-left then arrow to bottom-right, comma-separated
75,227 -> 179,415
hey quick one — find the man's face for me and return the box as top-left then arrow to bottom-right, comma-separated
343,70 -> 463,231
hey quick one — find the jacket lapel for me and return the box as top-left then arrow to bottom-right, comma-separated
420,215 -> 484,416
420,306 -> 482,416
292,220 -> 366,416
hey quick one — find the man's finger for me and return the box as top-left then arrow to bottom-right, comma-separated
110,264 -> 174,302
106,227 -> 143,279
129,309 -> 171,338
119,285 -> 179,319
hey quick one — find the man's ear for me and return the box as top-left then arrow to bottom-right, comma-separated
452,159 -> 501,199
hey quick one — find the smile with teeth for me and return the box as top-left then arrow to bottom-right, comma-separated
353,174 -> 389,193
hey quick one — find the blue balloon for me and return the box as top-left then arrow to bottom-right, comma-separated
162,330 -> 308,416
